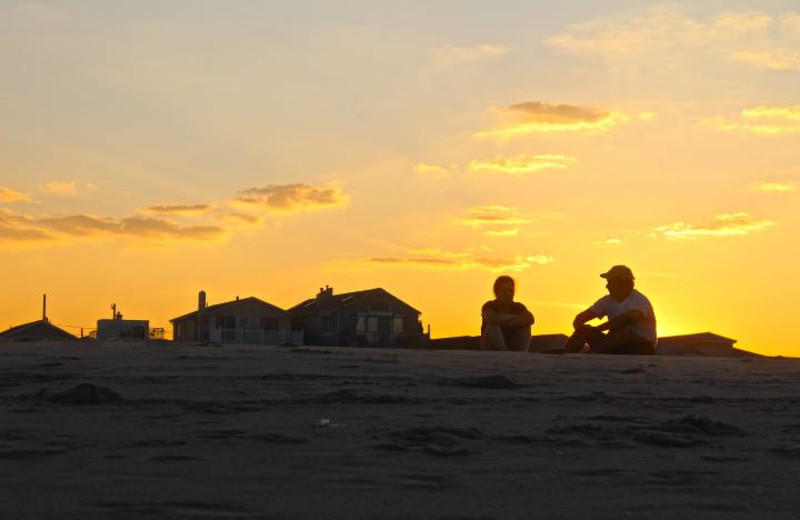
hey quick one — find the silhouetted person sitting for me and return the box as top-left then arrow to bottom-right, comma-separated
481,276 -> 534,351
565,265 -> 657,355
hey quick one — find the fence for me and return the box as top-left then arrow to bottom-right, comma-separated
209,328 -> 304,346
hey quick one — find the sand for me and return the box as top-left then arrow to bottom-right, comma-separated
0,341 -> 798,519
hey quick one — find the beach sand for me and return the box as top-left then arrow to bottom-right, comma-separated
1,341 -> 798,519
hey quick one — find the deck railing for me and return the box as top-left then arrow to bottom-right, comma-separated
209,328 -> 303,345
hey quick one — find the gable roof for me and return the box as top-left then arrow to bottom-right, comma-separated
658,332 -> 737,344
170,296 -> 289,324
0,320 -> 78,341
289,288 -> 421,316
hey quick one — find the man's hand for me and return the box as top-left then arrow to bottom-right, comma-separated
572,309 -> 597,330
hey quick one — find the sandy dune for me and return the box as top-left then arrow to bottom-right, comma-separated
1,341 -> 798,519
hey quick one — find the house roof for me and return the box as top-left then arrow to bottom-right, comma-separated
170,296 -> 289,324
0,319 -> 78,341
289,288 -> 421,316
657,332 -> 737,344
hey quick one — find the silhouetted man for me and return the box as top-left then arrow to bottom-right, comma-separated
481,276 -> 534,351
565,265 -> 657,355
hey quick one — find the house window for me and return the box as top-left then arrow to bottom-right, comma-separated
215,316 -> 236,330
393,317 -> 404,333
261,317 -> 279,331
367,317 -> 378,333
323,316 -> 335,334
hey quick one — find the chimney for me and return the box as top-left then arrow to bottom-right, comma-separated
316,285 -> 333,299
42,294 -> 47,322
199,290 -> 207,311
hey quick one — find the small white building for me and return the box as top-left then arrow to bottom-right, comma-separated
96,316 -> 150,341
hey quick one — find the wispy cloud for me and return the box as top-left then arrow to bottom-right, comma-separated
414,162 -> 450,179
546,6 -> 800,71
596,238 -> 623,245
0,209 -> 228,245
365,248 -> 554,272
454,206 -> 533,237
715,105 -> 800,134
783,12 -> 800,35
652,213 -> 775,239
752,181 -> 799,192
476,101 -> 626,139
139,203 -> 216,217
229,183 -> 347,213
215,212 -> 264,226
429,44 -> 515,65
0,187 -> 29,203
470,154 -> 577,176
40,180 -> 76,195
732,49 -> 800,70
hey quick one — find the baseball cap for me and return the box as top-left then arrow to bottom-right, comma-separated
600,265 -> 635,280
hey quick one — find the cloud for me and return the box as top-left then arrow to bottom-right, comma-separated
476,102 -> 627,139
713,12 -> 772,34
652,213 -> 775,239
596,238 -> 623,245
0,209 -> 227,245
429,44 -> 515,65
216,212 -> 264,226
139,203 -> 216,217
365,249 -> 554,272
783,13 -> 800,35
732,49 -> 800,70
229,183 -> 347,213
40,180 -> 76,195
546,7 -> 800,71
470,154 -> 577,175
752,181 -> 799,192
0,187 -> 29,203
545,6 -> 707,57
454,206 -> 533,236
715,105 -> 800,134
0,209 -> 53,242
414,163 -> 450,179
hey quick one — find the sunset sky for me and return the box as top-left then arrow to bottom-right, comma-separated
1,1 -> 798,356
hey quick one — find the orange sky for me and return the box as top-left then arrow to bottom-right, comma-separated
1,2 -> 799,355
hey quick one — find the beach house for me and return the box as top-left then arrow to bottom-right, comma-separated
289,286 -> 427,348
0,319 -> 78,342
170,291 -> 300,345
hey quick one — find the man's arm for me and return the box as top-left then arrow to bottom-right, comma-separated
572,308 -> 597,330
595,309 -> 644,332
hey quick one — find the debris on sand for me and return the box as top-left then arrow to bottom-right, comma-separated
634,430 -> 700,447
661,414 -> 743,436
25,383 -> 121,405
453,375 -> 521,390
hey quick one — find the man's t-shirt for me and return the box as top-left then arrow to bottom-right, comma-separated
590,289 -> 657,344
481,300 -> 531,336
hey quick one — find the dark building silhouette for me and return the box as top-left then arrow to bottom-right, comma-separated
0,320 -> 77,342
289,286 -> 426,348
655,333 -> 759,357
0,294 -> 78,342
171,291 -> 298,344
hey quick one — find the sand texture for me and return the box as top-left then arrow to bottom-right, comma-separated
1,341 -> 798,519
